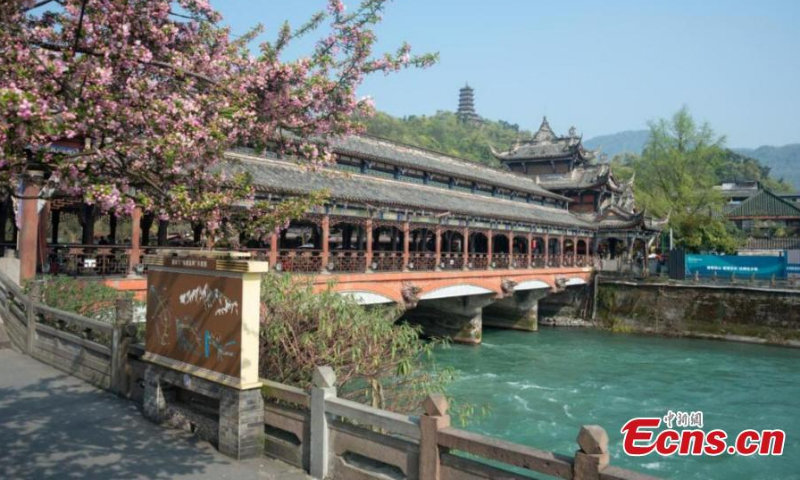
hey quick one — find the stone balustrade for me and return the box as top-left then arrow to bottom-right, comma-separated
260,365 -> 659,480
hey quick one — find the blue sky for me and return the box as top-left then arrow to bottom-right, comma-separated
218,0 -> 800,148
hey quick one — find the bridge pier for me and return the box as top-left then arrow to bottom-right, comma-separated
403,293 -> 495,345
483,288 -> 550,332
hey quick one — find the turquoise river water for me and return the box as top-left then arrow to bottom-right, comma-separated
432,328 -> 800,480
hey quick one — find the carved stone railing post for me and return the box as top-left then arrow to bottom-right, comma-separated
26,281 -> 42,354
419,393 -> 450,480
574,425 -> 610,480
111,298 -> 134,396
311,365 -> 336,479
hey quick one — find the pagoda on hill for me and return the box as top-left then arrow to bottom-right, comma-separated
457,84 -> 480,124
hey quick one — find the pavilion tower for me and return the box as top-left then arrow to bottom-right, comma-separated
457,84 -> 480,124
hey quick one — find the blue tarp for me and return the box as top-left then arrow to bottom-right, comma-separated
685,254 -> 787,279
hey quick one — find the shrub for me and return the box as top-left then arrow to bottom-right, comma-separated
259,274 -> 458,414
31,277 -> 133,323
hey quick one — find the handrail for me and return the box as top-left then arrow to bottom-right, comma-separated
326,395 -> 421,440
35,302 -> 113,333
261,378 -> 310,408
438,427 -> 574,478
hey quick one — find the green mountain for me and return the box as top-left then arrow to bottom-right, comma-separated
360,110 -> 798,192
583,130 -> 649,158
583,131 -> 799,191
359,111 -> 530,167
732,145 -> 800,192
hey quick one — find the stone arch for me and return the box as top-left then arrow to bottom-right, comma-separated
514,279 -> 552,291
564,277 -> 587,286
339,290 -> 396,305
419,283 -> 497,301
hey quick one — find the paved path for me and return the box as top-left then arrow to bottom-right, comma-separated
0,348 -> 310,480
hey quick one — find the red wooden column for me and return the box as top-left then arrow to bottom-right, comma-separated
321,215 -> 330,272
269,231 -> 279,270
434,227 -> 442,270
508,232 -> 514,266
573,235 -> 578,266
462,226 -> 469,270
487,229 -> 493,268
402,221 -> 410,271
559,235 -> 565,267
37,200 -> 50,272
527,232 -> 533,268
128,206 -> 142,275
19,173 -> 43,282
544,233 -> 550,267
365,218 -> 373,271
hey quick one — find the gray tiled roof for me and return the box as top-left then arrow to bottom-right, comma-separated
538,164 -> 618,191
224,152 -> 595,229
492,117 -> 596,163
328,135 -> 568,201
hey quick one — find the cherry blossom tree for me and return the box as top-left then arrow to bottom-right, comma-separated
0,0 -> 436,239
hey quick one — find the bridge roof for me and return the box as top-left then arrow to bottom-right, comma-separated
327,135 -> 569,201
224,152 -> 595,229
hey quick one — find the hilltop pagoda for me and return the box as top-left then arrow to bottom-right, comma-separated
457,84 -> 480,124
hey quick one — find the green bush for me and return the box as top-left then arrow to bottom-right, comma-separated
31,276 -> 133,323
259,274 -> 459,415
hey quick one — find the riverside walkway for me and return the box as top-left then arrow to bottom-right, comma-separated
0,347 -> 309,480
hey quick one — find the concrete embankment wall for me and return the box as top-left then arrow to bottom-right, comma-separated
596,280 -> 800,343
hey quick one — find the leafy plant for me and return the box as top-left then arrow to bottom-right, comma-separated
259,274 -> 468,417
31,276 -> 133,323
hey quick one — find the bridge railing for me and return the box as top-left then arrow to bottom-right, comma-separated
0,271 -> 135,394
277,249 -> 323,273
328,251 -> 367,273
440,252 -> 464,270
468,253 -> 489,270
371,251 -> 404,272
408,252 -> 437,271
511,253 -> 528,269
25,244 -> 598,278
260,365 -> 658,480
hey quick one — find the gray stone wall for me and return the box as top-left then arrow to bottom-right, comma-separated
597,281 -> 800,342
538,285 -> 592,321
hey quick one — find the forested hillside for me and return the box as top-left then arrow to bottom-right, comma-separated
360,110 -> 795,194
733,145 -> 800,191
359,111 -> 528,166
